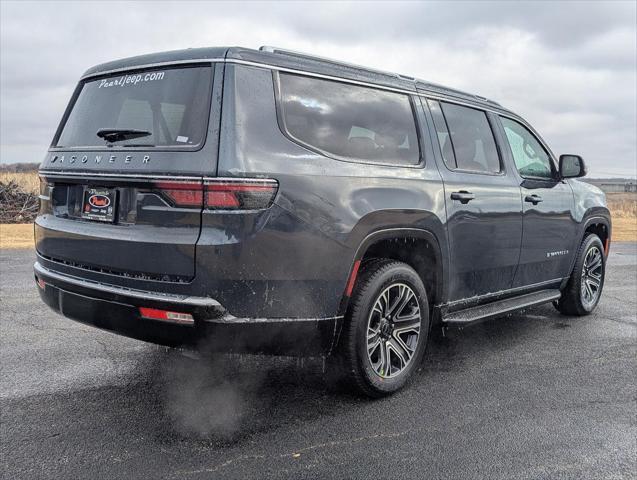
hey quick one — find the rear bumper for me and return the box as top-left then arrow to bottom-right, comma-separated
34,262 -> 340,356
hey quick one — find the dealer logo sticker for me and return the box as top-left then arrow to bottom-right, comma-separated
88,194 -> 111,208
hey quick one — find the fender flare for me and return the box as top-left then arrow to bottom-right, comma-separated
563,213 -> 612,285
338,227 -> 447,316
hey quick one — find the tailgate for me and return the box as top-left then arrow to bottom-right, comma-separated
35,62 -> 223,281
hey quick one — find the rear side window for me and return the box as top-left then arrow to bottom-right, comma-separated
428,100 -> 501,174
500,117 -> 554,179
56,66 -> 213,149
277,73 -> 420,165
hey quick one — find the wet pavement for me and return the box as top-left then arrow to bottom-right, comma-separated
1,244 -> 636,479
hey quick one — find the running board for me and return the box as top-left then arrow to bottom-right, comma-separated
442,289 -> 561,327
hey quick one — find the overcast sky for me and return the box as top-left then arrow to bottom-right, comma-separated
1,0 -> 635,177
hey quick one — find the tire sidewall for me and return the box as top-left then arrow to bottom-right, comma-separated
352,264 -> 429,395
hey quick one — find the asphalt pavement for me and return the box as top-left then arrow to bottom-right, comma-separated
1,244 -> 636,479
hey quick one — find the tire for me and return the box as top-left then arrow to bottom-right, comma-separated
339,259 -> 430,397
556,234 -> 606,316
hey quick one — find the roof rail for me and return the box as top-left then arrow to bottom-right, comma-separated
417,80 -> 502,107
259,45 -> 406,81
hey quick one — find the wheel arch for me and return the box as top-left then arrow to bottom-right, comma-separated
338,228 -> 446,318
581,213 -> 612,255
563,213 -> 612,288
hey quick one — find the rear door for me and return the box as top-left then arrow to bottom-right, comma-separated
496,116 -> 576,287
36,63 -> 222,281
425,100 -> 522,301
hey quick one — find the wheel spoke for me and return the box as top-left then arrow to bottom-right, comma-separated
387,339 -> 409,369
368,336 -> 381,355
381,289 -> 390,315
588,255 -> 602,271
394,310 -> 420,323
393,320 -> 420,335
394,288 -> 415,318
391,334 -> 414,360
386,285 -> 405,317
367,326 -> 380,340
586,276 -> 600,289
380,341 -> 391,376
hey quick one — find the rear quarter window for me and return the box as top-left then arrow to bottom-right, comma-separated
276,73 -> 421,165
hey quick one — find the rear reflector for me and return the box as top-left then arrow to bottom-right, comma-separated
345,260 -> 362,297
153,178 -> 278,210
139,307 -> 194,325
36,277 -> 46,290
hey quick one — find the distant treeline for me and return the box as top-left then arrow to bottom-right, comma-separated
0,162 -> 39,173
583,178 -> 636,184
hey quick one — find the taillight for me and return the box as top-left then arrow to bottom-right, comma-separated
204,179 -> 278,210
153,181 -> 204,208
153,178 -> 278,210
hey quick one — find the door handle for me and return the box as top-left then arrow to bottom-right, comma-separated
525,194 -> 543,205
450,191 -> 475,204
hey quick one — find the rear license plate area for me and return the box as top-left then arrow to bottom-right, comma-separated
82,187 -> 116,222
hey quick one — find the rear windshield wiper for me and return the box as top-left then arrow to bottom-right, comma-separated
97,128 -> 152,143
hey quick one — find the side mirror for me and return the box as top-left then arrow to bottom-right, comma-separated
559,154 -> 586,178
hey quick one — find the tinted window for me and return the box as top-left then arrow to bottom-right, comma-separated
437,102 -> 501,173
500,117 -> 554,179
56,66 -> 212,148
427,100 -> 456,168
278,73 -> 420,165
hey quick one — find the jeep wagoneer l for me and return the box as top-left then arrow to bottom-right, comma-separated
35,46 -> 611,396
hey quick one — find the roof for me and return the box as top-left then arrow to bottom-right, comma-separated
82,45 -> 508,112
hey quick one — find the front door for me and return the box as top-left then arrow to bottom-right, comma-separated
496,116 -> 577,288
425,100 -> 523,301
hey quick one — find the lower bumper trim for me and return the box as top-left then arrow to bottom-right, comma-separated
35,263 -> 341,356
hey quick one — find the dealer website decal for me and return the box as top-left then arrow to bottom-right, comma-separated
98,71 -> 165,89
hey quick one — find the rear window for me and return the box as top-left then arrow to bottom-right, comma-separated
277,73 -> 420,165
55,66 -> 213,149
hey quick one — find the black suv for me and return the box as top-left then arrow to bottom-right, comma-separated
35,46 -> 611,396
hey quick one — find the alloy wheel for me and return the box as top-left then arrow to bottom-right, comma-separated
366,283 -> 421,378
581,245 -> 603,308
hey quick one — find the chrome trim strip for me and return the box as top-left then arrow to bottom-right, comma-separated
80,58 -> 225,80
202,177 -> 278,184
39,170 -> 280,184
35,262 -> 221,308
39,170 -> 203,181
227,59 -> 510,111
229,58 -> 418,96
209,314 -> 344,324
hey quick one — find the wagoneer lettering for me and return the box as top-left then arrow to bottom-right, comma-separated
35,46 -> 611,397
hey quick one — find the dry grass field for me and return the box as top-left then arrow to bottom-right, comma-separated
0,223 -> 34,249
0,171 -> 635,247
606,193 -> 637,242
0,171 -> 39,194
